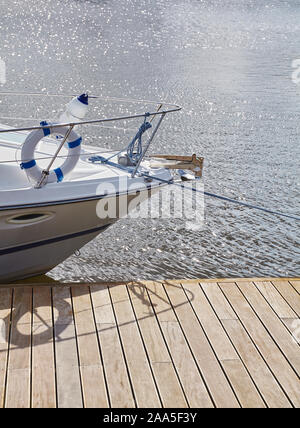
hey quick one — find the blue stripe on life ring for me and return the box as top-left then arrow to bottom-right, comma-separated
40,121 -> 51,136
68,137 -> 82,149
54,167 -> 64,182
20,159 -> 37,170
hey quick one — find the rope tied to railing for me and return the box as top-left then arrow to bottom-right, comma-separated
126,113 -> 152,164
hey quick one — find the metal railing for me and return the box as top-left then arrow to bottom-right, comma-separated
0,104 -> 181,134
0,101 -> 182,185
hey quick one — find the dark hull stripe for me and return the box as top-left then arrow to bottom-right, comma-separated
0,193 -> 107,211
0,224 -> 110,256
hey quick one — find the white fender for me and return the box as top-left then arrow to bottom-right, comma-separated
20,123 -> 82,185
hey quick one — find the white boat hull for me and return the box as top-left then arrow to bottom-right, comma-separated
0,189 -> 154,283
0,227 -> 107,282
0,115 -> 174,283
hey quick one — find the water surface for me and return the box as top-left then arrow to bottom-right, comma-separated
0,0 -> 299,281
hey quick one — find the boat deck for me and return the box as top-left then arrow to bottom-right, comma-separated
0,277 -> 299,408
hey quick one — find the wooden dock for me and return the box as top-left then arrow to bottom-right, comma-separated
0,277 -> 299,408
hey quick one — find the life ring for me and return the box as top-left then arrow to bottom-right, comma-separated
20,122 -> 82,184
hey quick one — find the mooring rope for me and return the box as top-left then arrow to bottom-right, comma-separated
149,175 -> 300,222
202,191 -> 300,221
87,152 -> 300,222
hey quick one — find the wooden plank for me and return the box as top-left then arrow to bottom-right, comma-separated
146,281 -> 177,322
272,281 -> 300,316
52,287 -> 74,324
183,281 -> 239,360
6,288 -> 32,370
290,280 -> 300,294
164,282 -> 240,408
220,282 -> 300,408
109,284 -> 161,408
181,281 -> 265,408
151,362 -> 187,409
71,286 -> 108,408
239,281 -> 300,377
80,366 -> 107,408
5,288 -> 32,408
5,369 -> 30,408
221,360 -> 266,408
159,321 -> 214,408
283,318 -> 300,343
282,319 -> 300,344
0,288 -> 12,408
147,281 -> 214,408
254,281 -> 296,318
31,287 -> 56,408
200,282 -> 238,320
222,319 -> 292,408
52,287 -> 82,408
91,284 -> 135,408
128,284 -> 171,363
127,283 -> 188,408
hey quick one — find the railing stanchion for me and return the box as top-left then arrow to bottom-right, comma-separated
35,125 -> 74,188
